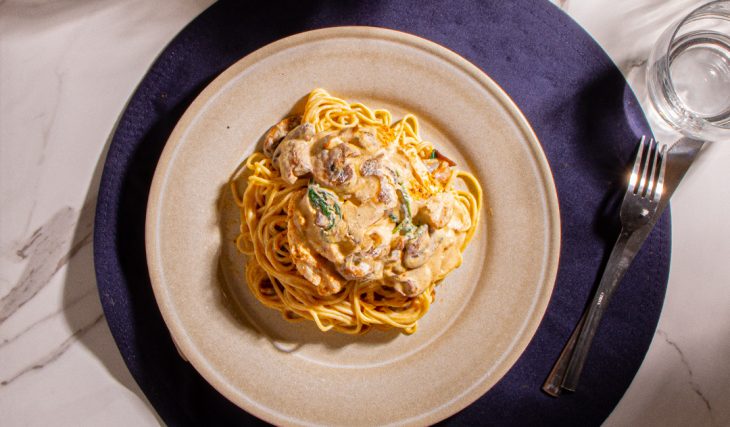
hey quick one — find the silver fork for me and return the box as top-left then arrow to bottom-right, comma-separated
543,136 -> 668,396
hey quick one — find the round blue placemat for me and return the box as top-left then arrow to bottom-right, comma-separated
93,1 -> 670,425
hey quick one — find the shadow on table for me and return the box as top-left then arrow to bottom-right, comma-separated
60,129 -> 165,425
62,72 -> 267,423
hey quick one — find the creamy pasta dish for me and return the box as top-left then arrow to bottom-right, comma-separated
230,89 -> 482,334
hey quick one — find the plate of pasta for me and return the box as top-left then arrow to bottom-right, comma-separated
146,27 -> 560,426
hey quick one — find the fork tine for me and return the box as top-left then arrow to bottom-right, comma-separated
653,144 -> 667,203
636,137 -> 653,196
645,138 -> 660,197
629,136 -> 646,194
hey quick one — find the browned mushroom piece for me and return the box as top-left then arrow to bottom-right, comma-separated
312,140 -> 361,189
272,123 -> 316,184
390,265 -> 433,297
402,225 -> 433,269
351,128 -> 380,153
262,116 -> 301,157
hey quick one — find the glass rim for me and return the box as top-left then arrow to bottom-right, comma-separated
654,0 -> 730,131
667,0 -> 730,49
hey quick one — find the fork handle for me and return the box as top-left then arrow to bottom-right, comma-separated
542,309 -> 588,396
561,228 -> 639,391
542,228 -> 640,395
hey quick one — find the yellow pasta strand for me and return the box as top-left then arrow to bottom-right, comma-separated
230,89 -> 483,334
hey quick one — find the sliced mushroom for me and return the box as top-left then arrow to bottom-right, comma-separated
360,157 -> 380,177
360,155 -> 398,208
402,225 -> 432,269
284,122 -> 315,142
263,116 -> 301,156
312,141 -> 360,189
271,123 -> 316,183
351,128 -> 380,153
377,178 -> 397,207
273,142 -> 313,184
339,251 -> 384,281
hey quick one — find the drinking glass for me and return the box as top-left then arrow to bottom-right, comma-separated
646,0 -> 730,142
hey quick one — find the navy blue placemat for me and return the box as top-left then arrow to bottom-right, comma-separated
93,1 -> 670,425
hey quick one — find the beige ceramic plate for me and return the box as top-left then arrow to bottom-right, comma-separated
146,27 -> 560,426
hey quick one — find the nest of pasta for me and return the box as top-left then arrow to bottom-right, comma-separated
230,89 -> 482,334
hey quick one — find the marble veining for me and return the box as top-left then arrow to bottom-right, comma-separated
620,58 -> 648,75
1,1 -> 728,426
0,203 -> 93,325
1,283 -> 98,351
0,198 -> 98,389
37,69 -> 64,167
1,314 -> 103,387
1,207 -> 79,324
656,329 -> 713,415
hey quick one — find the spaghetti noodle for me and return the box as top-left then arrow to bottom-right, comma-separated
230,89 -> 482,334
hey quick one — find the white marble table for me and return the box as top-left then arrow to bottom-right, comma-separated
1,1 -> 727,425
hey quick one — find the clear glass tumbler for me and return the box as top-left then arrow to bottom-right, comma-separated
646,0 -> 730,142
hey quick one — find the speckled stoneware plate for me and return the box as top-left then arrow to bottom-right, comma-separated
146,27 -> 560,426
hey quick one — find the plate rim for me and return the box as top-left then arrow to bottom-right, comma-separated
145,25 -> 561,426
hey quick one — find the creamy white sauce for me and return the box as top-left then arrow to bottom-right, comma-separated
271,121 -> 470,297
